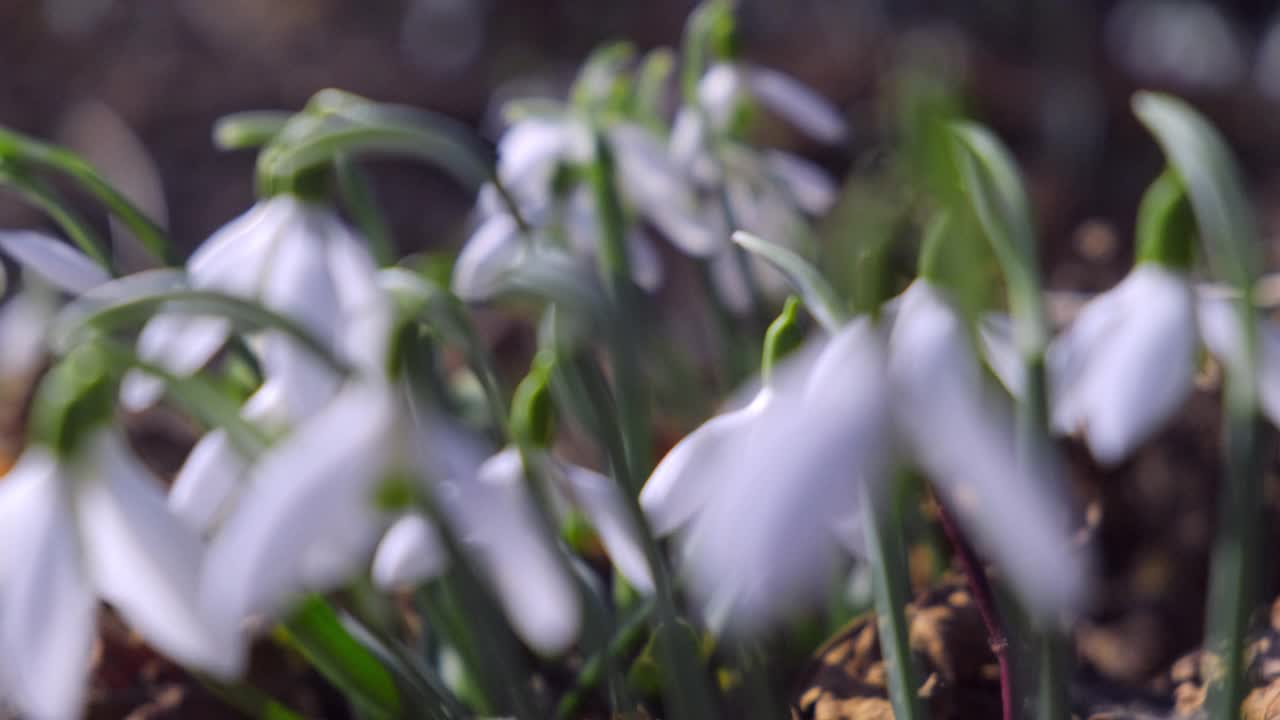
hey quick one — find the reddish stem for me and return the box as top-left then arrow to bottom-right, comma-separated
935,499 -> 1016,720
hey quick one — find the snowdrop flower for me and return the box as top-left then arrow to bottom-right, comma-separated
201,381 -> 600,655
695,61 -> 846,145
454,113 -> 716,301
121,194 -> 388,414
0,231 -> 111,382
644,279 -> 1084,633
1047,264 -> 1196,465
670,62 -> 845,314
1194,287 -> 1280,428
372,443 -> 655,647
0,430 -> 241,720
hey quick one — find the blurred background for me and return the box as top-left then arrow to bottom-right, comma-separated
7,0 -> 1280,288
6,2 -> 1280,709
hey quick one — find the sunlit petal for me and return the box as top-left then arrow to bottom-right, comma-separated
1057,266 -> 1196,464
452,214 -> 523,301
746,66 -> 846,144
640,388 -> 772,536
120,313 -> 232,410
682,323 -> 890,634
76,432 -> 242,677
556,460 -> 654,594
0,230 -> 109,294
0,449 -> 96,720
371,514 -> 450,589
764,151 -> 838,215
201,382 -> 395,637
443,448 -> 581,655
0,291 -> 53,381
169,429 -> 246,536
889,280 -> 1086,616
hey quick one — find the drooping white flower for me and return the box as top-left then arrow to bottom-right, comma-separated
0,432 -> 241,720
0,231 -> 112,382
200,381 -> 601,656
697,62 -> 846,145
645,279 -> 1085,633
1046,264 -> 1197,465
1195,287 -> 1280,427
121,194 -> 390,413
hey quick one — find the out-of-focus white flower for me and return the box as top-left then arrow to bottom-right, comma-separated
697,62 -> 846,144
665,76 -> 844,313
1106,0 -> 1244,92
121,194 -> 391,414
644,279 -> 1084,633
0,432 -> 240,720
371,443 -> 655,644
455,112 -> 717,301
0,231 -> 112,382
1196,287 -> 1280,427
200,382 -> 598,656
1047,264 -> 1197,465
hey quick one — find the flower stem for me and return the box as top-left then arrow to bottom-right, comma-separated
0,127 -> 171,264
862,476 -> 926,720
0,160 -> 112,271
586,127 -> 653,483
550,334 -> 719,719
935,497 -> 1015,720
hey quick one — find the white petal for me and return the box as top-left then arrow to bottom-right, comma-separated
169,429 -> 247,536
0,449 -> 96,720
640,389 -> 772,536
764,151 -> 838,215
978,312 -> 1024,397
555,460 -> 654,594
120,313 -> 232,410
325,225 -> 393,373
452,214 -> 523,301
201,382 -> 395,637
698,63 -> 746,130
889,281 -> 1086,616
51,268 -> 187,353
497,117 -> 571,204
1197,290 -> 1280,429
1057,266 -> 1196,464
644,202 -> 721,257
255,336 -> 342,422
746,66 -> 846,144
682,323 -> 890,634
0,291 -> 53,380
443,447 -> 581,655
188,200 -> 292,296
76,431 -> 243,677
0,230 -> 109,294
669,107 -> 713,180
626,227 -> 664,292
371,514 -> 450,589
708,248 -> 752,315
259,208 -> 342,342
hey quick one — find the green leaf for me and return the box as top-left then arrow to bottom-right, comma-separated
950,122 -> 1049,354
213,111 -> 292,150
731,231 -> 847,332
1133,92 -> 1258,294
279,596 -> 403,720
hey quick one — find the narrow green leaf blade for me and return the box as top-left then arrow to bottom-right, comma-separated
731,231 -> 847,332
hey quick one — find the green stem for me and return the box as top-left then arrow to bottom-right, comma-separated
551,340 -> 719,719
586,128 -> 652,482
556,600 -> 655,719
61,288 -> 350,375
862,476 -> 925,720
214,111 -> 292,150
0,127 -> 171,264
0,161 -> 112,271
335,155 -> 396,266
195,675 -> 306,720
